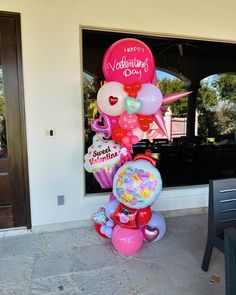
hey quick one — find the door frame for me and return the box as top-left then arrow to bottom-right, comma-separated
1,11 -> 31,228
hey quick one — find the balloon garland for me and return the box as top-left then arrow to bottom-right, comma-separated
84,38 -> 190,255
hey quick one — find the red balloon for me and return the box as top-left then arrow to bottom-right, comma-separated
137,114 -> 153,131
137,114 -> 146,123
112,127 -> 127,143
93,222 -> 108,239
146,115 -> 154,124
140,123 -> 150,131
138,206 -> 152,225
137,114 -> 153,124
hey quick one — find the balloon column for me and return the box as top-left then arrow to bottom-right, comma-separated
84,38 -> 190,255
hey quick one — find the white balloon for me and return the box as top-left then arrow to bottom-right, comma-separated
97,82 -> 127,116
132,127 -> 144,141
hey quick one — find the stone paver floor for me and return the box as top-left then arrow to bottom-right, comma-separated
0,214 -> 225,295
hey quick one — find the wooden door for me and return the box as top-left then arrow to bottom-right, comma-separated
0,12 -> 30,229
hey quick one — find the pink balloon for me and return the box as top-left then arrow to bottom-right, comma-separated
132,127 -> 144,141
118,112 -> 138,130
145,211 -> 166,242
137,84 -> 163,115
163,91 -> 192,105
107,115 -> 119,129
141,225 -> 159,242
122,136 -> 130,145
153,110 -> 168,137
102,38 -> 155,84
112,225 -> 143,255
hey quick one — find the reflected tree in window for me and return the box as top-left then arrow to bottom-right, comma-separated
197,74 -> 236,141
83,73 -> 98,145
159,77 -> 187,117
196,81 -> 217,139
212,74 -> 236,138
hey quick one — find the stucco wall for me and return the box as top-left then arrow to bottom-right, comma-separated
0,0 -> 235,226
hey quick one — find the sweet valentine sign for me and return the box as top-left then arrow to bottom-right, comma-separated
102,38 -> 155,84
84,134 -> 122,173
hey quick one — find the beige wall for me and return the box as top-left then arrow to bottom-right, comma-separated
0,0 -> 234,226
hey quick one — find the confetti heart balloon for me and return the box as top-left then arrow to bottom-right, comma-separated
125,97 -> 142,114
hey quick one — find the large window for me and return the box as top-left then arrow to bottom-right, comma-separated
83,29 -> 236,194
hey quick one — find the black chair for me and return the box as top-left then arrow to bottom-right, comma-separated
225,228 -> 236,295
201,178 -> 236,272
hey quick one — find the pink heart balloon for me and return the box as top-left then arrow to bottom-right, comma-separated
91,114 -> 112,139
142,225 -> 159,242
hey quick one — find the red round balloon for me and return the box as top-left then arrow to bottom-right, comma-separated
112,127 -> 127,143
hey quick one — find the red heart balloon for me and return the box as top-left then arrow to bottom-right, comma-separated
109,96 -> 118,105
137,114 -> 146,122
146,116 -> 154,123
138,206 -> 152,225
140,123 -> 150,131
129,91 -> 137,98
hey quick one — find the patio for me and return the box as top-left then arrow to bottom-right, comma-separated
0,214 -> 225,295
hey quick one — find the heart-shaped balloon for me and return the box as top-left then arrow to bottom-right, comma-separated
142,225 -> 159,242
109,96 -> 118,105
91,114 -> 111,139
125,97 -> 142,114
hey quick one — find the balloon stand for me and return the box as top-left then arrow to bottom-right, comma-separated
84,38 -> 189,255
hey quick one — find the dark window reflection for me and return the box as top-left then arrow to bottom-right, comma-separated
83,29 -> 236,194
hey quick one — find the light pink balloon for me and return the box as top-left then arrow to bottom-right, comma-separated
132,127 -> 144,141
153,110 -> 168,137
137,84 -> 163,115
118,112 -> 138,131
112,225 -> 143,255
163,91 -> 192,105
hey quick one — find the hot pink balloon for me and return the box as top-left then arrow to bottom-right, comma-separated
112,225 -> 143,255
102,38 -> 155,84
118,112 -> 138,131
137,84 -> 163,115
107,115 -> 119,129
